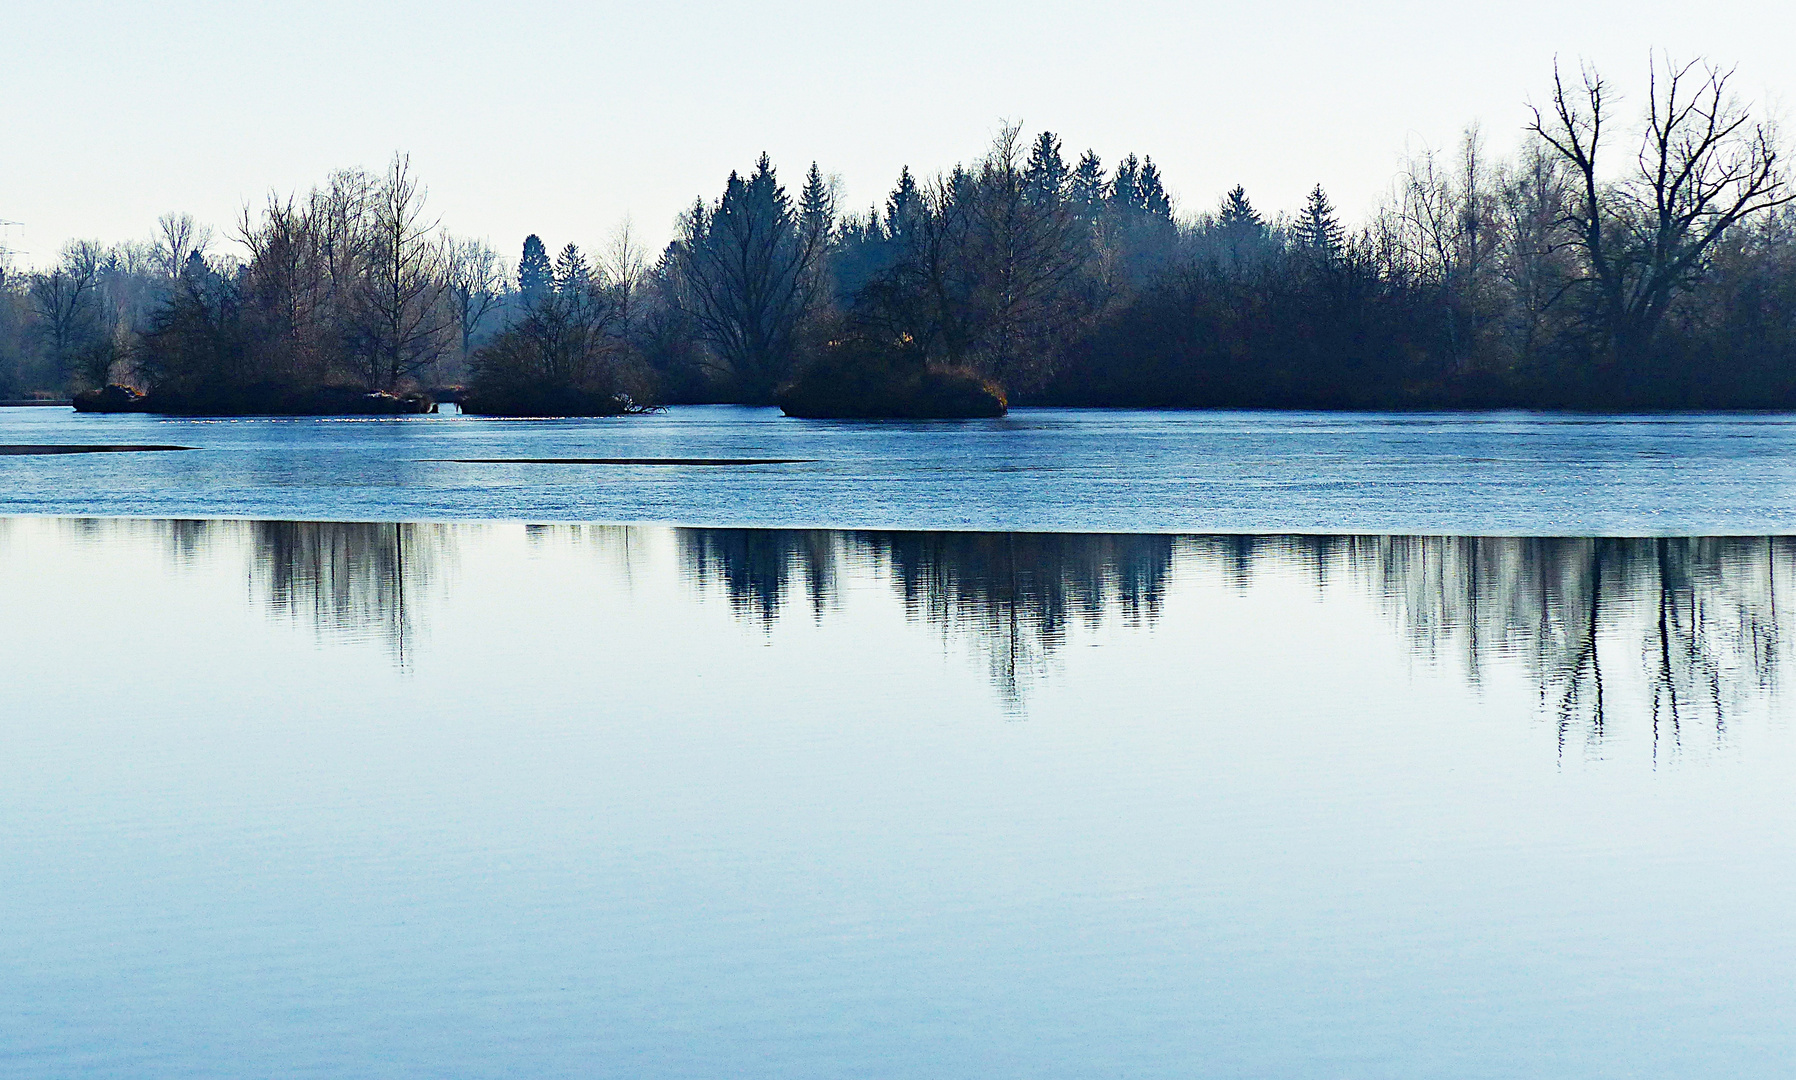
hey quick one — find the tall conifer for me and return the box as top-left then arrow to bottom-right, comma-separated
885,166 -> 921,239
518,234 -> 553,299
554,242 -> 590,291
1070,151 -> 1107,223
1024,131 -> 1068,205
1218,185 -> 1262,229
1109,155 -> 1144,213
1293,184 -> 1344,257
1139,158 -> 1172,220
800,162 -> 835,242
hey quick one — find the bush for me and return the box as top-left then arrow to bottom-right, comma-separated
778,335 -> 1006,419
466,288 -> 650,416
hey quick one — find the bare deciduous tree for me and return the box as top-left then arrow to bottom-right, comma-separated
154,212 -> 213,280
1529,57 -> 1794,365
442,235 -> 505,362
351,154 -> 452,389
29,240 -> 104,377
605,216 -> 649,328
965,122 -> 1082,388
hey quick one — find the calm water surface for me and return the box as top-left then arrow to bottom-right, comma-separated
5,404 -> 1796,532
4,518 -> 1793,1078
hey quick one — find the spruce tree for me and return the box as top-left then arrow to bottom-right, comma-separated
1070,151 -> 1107,222
518,234 -> 553,299
1293,184 -> 1344,257
675,152 -> 822,401
885,166 -> 921,239
1216,185 -> 1268,267
554,242 -> 590,292
1218,185 -> 1262,229
800,162 -> 835,242
948,163 -> 975,208
1109,154 -> 1144,214
1023,131 -> 1068,205
1139,157 -> 1173,220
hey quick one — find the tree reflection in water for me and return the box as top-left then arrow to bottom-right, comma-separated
679,529 -> 843,624
62,518 -> 456,668
682,529 -> 1793,744
248,521 -> 455,668
1345,536 -> 1791,761
680,529 -> 1176,705
74,517 -> 1791,747
861,532 -> 1176,704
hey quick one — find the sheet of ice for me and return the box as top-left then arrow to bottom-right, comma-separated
3,405 -> 1793,533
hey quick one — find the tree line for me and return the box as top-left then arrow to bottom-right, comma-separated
2,56 -> 1791,412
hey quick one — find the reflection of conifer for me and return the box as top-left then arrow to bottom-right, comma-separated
679,528 -> 1176,707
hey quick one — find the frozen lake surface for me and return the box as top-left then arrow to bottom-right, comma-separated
4,404 -> 1796,533
3,518 -> 1794,1079
7,404 -> 1796,1077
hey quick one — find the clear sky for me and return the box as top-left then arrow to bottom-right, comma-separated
3,0 -> 1792,268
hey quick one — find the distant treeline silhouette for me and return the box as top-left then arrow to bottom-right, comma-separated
4,57 -> 1791,412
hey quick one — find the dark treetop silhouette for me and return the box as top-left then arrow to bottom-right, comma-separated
9,58 -> 1792,416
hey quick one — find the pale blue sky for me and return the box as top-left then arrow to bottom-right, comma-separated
4,0 -> 1792,267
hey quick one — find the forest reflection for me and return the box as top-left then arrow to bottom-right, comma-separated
77,519 -> 1793,746
680,530 -> 1793,744
1345,535 -> 1788,759
245,520 -> 454,666
64,517 -> 456,666
681,530 -> 1175,700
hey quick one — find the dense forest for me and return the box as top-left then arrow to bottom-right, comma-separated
2,57 -> 1792,414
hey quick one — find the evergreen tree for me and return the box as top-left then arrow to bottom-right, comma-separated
948,163 -> 976,208
554,243 -> 591,292
518,234 -> 553,299
1217,185 -> 1262,229
1215,185 -> 1269,268
1138,157 -> 1172,220
675,153 -> 825,401
1070,151 -> 1107,223
1109,154 -> 1144,214
885,166 -> 921,239
800,162 -> 835,242
1293,184 -> 1344,257
1023,131 -> 1068,205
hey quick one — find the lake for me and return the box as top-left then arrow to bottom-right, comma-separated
3,407 -> 1795,1078
4,404 -> 1796,532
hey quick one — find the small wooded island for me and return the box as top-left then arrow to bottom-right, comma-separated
10,58 -> 1795,418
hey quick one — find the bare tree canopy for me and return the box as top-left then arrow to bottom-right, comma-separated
1528,56 -> 1793,365
442,234 -> 505,362
155,212 -> 213,280
349,154 -> 452,390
